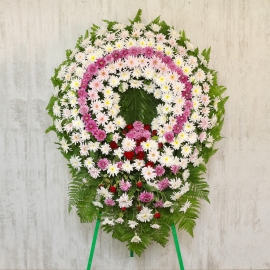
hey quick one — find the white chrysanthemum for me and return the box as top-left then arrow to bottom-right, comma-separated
89,142 -> 100,152
136,207 -> 153,222
99,143 -> 110,155
182,169 -> 190,181
102,217 -> 115,226
171,192 -> 182,201
70,78 -> 81,90
159,153 -> 173,167
169,178 -> 182,189
103,86 -> 113,97
141,140 -> 152,152
114,148 -> 123,159
131,233 -> 141,243
115,217 -> 124,224
53,101 -> 61,117
130,80 -> 143,88
180,182 -> 190,195
128,220 -> 138,229
122,160 -> 133,173
181,144 -> 192,157
192,84 -> 202,96
162,104 -> 172,114
190,112 -> 201,123
178,131 -> 188,143
117,193 -> 133,208
115,116 -> 126,128
107,163 -> 119,176
150,224 -> 160,229
103,98 -> 113,109
182,65 -> 192,76
162,93 -> 173,103
122,138 -> 136,151
91,101 -> 104,114
164,46 -> 173,56
163,201 -> 173,208
171,138 -> 181,150
179,158 -> 188,169
71,133 -> 81,144
184,122 -> 195,133
133,159 -> 145,170
108,76 -> 120,87
97,187 -> 113,199
144,68 -> 155,79
188,132 -> 198,144
84,157 -> 94,169
70,156 -> 82,170
180,200 -> 191,213
75,52 -> 85,63
155,75 -> 166,86
156,43 -> 164,52
196,69 -> 206,82
72,118 -> 84,130
64,123 -> 73,133
54,119 -> 63,132
79,143 -> 89,156
60,138 -> 70,153
174,56 -> 184,67
93,201 -> 103,208
104,43 -> 114,53
141,166 -> 156,180
119,71 -> 131,81
147,150 -> 160,163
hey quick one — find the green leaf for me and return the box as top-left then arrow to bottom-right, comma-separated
129,9 -> 142,24
119,88 -> 160,124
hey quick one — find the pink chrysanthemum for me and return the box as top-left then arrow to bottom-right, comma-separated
94,129 -> 106,141
139,191 -> 154,203
154,200 -> 163,208
155,165 -> 165,177
97,158 -> 109,170
119,179 -> 132,192
104,198 -> 115,206
164,131 -> 174,143
157,178 -> 170,191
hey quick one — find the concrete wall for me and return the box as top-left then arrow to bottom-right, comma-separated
1,0 -> 270,269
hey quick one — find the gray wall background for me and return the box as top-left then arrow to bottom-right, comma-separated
1,0 -> 270,269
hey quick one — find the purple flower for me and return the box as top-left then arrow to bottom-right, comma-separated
164,131 -> 174,143
155,165 -> 165,177
139,191 -> 154,203
120,179 -> 132,192
173,124 -> 183,134
158,178 -> 170,191
182,90 -> 192,99
179,74 -> 188,83
77,89 -> 88,98
112,50 -> 121,60
176,115 -> 187,125
94,129 -> 106,141
171,165 -> 180,174
79,105 -> 89,115
96,58 -> 106,69
87,64 -> 98,75
185,82 -> 193,91
154,200 -> 163,208
85,119 -> 97,133
78,97 -> 87,106
162,55 -> 172,65
97,158 -> 109,170
82,114 -> 91,123
104,198 -> 115,206
143,47 -> 154,58
133,121 -> 144,131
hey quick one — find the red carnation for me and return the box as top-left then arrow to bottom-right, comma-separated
109,141 -> 118,150
123,129 -> 127,135
124,151 -> 135,160
144,124 -> 151,130
136,151 -> 145,160
152,130 -> 157,136
136,181 -> 143,188
109,186 -> 117,193
154,212 -> 161,219
137,206 -> 142,212
121,207 -> 127,211
126,124 -> 133,130
146,161 -> 154,167
158,142 -> 163,149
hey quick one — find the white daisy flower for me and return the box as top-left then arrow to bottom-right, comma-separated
70,156 -> 82,170
141,166 -> 156,180
100,143 -> 111,155
159,153 -> 173,167
181,144 -> 192,157
171,192 -> 182,201
93,201 -> 103,208
84,157 -> 94,169
97,187 -> 113,199
180,200 -> 191,213
150,224 -> 160,229
53,101 -> 61,117
128,220 -> 138,229
107,163 -> 119,176
122,160 -> 133,174
88,142 -> 100,152
163,201 -> 173,208
133,159 -> 145,170
102,217 -> 115,226
115,218 -> 124,224
147,150 -> 160,163
131,233 -> 141,243
117,193 -> 133,208
114,148 -> 123,159
60,138 -> 70,153
169,178 -> 182,189
136,207 -> 154,222
182,169 -> 190,181
122,138 -> 136,151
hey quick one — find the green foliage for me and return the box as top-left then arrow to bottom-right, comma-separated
119,88 -> 160,124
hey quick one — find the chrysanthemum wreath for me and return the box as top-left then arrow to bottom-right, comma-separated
46,10 -> 227,260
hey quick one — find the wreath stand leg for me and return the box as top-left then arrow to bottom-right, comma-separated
171,223 -> 185,270
86,221 -> 184,270
86,218 -> 100,270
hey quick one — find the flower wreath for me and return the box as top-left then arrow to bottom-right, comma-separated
46,10 -> 227,255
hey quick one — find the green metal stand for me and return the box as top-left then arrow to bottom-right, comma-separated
86,220 -> 185,270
